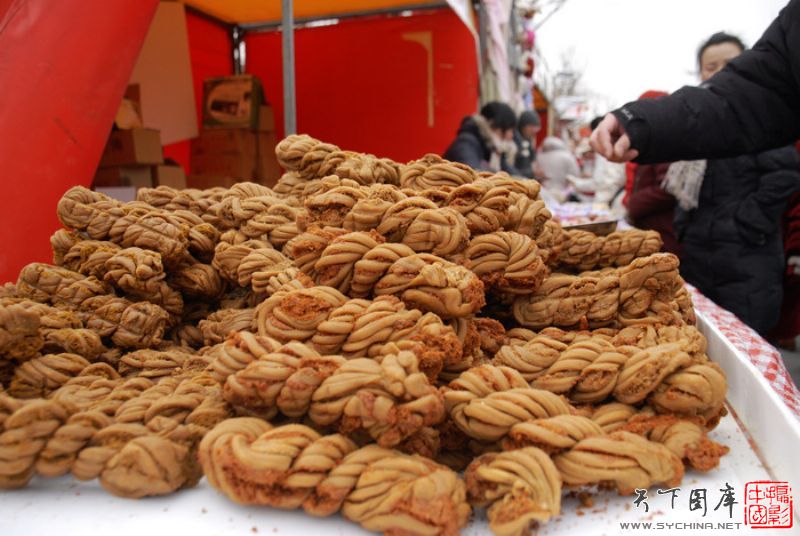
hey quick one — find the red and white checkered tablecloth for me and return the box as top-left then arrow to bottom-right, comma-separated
690,287 -> 800,419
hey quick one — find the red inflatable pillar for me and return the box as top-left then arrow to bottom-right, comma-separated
0,0 -> 159,283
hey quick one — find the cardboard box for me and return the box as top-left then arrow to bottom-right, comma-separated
187,175 -> 240,189
93,165 -> 153,189
255,131 -> 281,186
190,122 -> 280,185
256,105 -> 275,132
191,129 -> 258,179
100,128 -> 163,167
94,186 -> 138,203
153,164 -> 186,189
202,75 -> 263,130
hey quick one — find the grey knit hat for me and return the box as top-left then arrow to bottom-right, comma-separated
518,110 -> 541,129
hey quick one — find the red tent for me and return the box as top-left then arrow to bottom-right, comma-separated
0,0 -> 478,283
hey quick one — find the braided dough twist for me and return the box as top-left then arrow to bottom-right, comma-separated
513,253 -> 682,328
224,349 -> 444,447
444,365 -> 573,442
199,420 -> 471,535
556,229 -> 663,271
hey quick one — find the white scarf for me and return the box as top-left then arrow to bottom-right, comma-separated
473,114 -> 517,172
663,160 -> 707,210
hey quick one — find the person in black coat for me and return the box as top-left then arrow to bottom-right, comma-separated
444,101 -> 519,174
661,32 -> 800,334
674,147 -> 800,334
514,110 -> 541,178
590,0 -> 800,163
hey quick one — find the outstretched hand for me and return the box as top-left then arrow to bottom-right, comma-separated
590,113 -> 639,162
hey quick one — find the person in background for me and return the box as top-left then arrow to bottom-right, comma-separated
533,137 -> 579,203
574,137 -> 594,177
589,115 -> 627,209
514,110 -> 541,178
565,138 -> 600,203
622,91 -> 681,255
662,32 -> 800,335
444,101 -> 519,174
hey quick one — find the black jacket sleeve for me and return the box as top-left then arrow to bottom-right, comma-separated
444,134 -> 488,171
612,0 -> 800,164
735,146 -> 800,239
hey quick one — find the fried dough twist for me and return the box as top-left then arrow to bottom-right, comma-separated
199,419 -> 471,535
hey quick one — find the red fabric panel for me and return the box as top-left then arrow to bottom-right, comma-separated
163,140 -> 192,170
536,110 -> 547,147
185,11 -> 233,132
163,10 -> 233,173
244,8 -> 478,162
0,1 -> 16,18
0,0 -> 158,283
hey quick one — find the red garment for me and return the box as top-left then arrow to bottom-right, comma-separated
785,192 -> 800,255
638,90 -> 668,100
626,162 -> 681,255
623,162 -> 637,206
772,192 -> 800,339
623,91 -> 668,207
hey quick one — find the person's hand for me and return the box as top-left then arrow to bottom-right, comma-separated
590,113 -> 639,162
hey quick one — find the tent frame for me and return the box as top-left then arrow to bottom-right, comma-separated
187,1 -> 453,136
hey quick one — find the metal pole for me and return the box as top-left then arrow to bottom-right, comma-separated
477,2 -> 487,108
231,26 -> 244,74
281,0 -> 297,135
241,3 -> 447,32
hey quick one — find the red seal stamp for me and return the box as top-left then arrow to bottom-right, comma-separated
745,481 -> 793,529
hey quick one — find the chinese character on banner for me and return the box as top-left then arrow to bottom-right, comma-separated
745,481 -> 793,529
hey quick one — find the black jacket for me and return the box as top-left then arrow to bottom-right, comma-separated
675,146 -> 800,334
444,116 -> 518,174
613,0 -> 800,163
514,131 -> 536,178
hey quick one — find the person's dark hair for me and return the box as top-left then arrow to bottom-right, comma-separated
697,32 -> 746,67
480,101 -> 517,131
518,110 -> 541,130
590,115 -> 604,131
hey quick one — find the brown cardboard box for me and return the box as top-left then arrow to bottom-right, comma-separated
202,75 -> 263,129
153,165 -> 187,189
255,131 -> 281,186
256,105 -> 275,132
100,128 -> 163,167
187,175 -> 239,189
191,129 -> 258,179
93,166 -> 153,189
94,186 -> 138,203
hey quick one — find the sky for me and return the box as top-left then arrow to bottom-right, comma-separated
535,0 -> 788,113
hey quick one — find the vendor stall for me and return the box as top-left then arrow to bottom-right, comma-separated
0,0 -> 479,283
